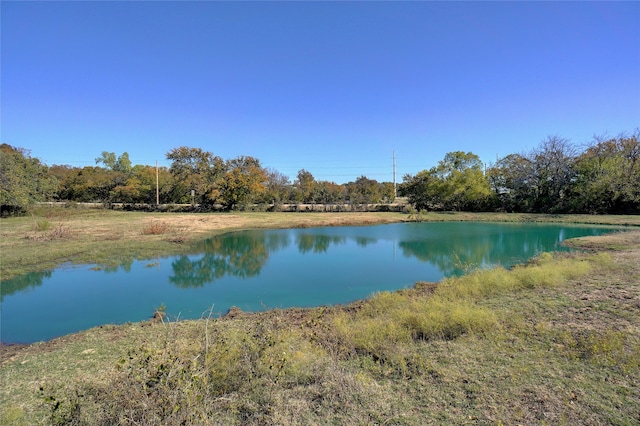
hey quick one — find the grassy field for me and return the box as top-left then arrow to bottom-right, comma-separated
1,209 -> 639,425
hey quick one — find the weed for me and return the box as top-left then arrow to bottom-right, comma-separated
24,222 -> 72,241
33,219 -> 51,232
153,304 -> 167,322
49,223 -> 73,239
539,326 -> 640,373
406,205 -> 428,222
142,220 -> 170,235
0,406 -> 27,426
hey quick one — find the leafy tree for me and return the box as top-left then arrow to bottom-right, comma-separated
293,169 -> 316,203
48,164 -> 79,201
0,144 -> 58,214
95,151 -> 132,174
616,131 -> 640,211
433,151 -> 491,211
60,166 -> 119,203
109,177 -> 145,203
400,169 -> 439,211
166,147 -> 225,204
380,182 -> 396,203
219,156 -> 268,209
573,131 -> 640,213
315,180 -> 344,204
346,176 -> 383,205
401,152 -> 490,211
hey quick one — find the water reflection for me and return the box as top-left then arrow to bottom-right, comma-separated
398,223 -> 589,275
297,234 -> 345,254
166,223 -> 608,288
170,232 -> 289,288
0,270 -> 52,302
1,222 -> 619,343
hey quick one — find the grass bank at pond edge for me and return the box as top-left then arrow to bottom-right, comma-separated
1,222 -> 639,425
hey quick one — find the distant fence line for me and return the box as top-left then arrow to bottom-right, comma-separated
37,201 -> 410,213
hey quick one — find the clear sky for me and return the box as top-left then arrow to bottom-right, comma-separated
2,1 -> 639,184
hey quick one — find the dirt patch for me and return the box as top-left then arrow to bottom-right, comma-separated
0,343 -> 29,365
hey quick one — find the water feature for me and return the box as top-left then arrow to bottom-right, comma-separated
0,222 -> 619,343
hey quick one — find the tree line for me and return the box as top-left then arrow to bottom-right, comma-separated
402,132 -> 639,214
1,130 -> 638,215
0,145 -> 395,214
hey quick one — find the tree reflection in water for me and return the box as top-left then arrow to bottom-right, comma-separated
1,270 -> 52,302
169,231 -> 289,288
296,234 -> 345,254
167,223 -> 615,288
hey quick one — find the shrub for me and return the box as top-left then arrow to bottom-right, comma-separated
258,328 -> 330,386
33,219 -> 51,232
142,220 -> 170,235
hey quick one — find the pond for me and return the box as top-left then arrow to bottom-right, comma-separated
0,222 -> 619,343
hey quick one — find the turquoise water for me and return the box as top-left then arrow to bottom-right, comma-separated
0,222 -> 618,343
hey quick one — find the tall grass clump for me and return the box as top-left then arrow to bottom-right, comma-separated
333,290 -> 497,373
333,251 -> 606,373
511,252 -> 592,288
33,218 -> 52,232
142,220 -> 170,235
436,266 -> 519,301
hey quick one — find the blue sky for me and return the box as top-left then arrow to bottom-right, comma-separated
2,1 -> 639,184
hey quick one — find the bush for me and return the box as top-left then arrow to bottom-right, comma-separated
142,220 -> 170,235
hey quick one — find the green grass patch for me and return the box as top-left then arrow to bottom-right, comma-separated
332,251 -> 611,376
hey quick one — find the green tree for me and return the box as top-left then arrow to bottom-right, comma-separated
166,147 -> 225,204
95,151 -> 132,174
402,152 -> 490,212
315,180 -> 344,204
293,169 -> 316,203
400,169 -> 439,211
346,176 -> 383,205
380,182 -> 395,203
48,164 -> 79,201
219,156 -> 268,210
0,144 -> 58,214
572,131 -> 640,213
487,153 -> 536,212
434,151 -> 491,211
61,166 -> 118,203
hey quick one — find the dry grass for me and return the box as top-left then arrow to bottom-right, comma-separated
141,220 -> 170,235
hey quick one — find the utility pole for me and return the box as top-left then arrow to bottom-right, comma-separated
393,150 -> 397,198
156,161 -> 159,205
